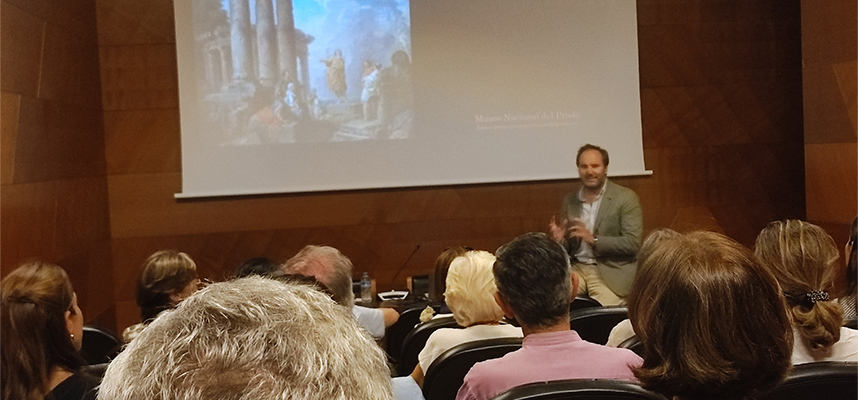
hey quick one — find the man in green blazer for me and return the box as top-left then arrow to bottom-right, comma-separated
549,144 -> 643,305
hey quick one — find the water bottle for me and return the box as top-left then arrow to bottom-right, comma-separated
360,272 -> 372,303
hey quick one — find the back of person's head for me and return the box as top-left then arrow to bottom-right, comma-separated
637,228 -> 680,263
432,246 -> 473,302
847,217 -> 858,294
493,232 -> 571,329
136,250 -> 198,321
444,250 -> 504,327
755,220 -> 843,350
628,231 -> 792,400
282,245 -> 355,306
99,276 -> 393,400
231,257 -> 279,279
1,261 -> 84,400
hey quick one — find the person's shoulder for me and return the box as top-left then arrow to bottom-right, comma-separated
465,355 -> 505,380
839,326 -> 858,342
51,372 -> 99,400
605,181 -> 640,204
606,180 -> 636,195
427,327 -> 463,342
579,337 -> 642,360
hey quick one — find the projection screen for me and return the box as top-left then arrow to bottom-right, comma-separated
174,0 -> 649,198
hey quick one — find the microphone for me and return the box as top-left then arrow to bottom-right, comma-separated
391,244 -> 421,288
378,245 -> 421,301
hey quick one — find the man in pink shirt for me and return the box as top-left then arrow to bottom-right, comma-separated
456,233 -> 642,400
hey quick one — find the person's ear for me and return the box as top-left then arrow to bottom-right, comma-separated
169,291 -> 184,305
64,309 -> 74,335
569,272 -> 580,300
494,291 -> 515,319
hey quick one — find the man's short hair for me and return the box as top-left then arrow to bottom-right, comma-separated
282,245 -> 355,306
493,232 -> 571,329
575,144 -> 609,167
99,276 -> 393,400
627,231 -> 791,400
444,250 -> 505,327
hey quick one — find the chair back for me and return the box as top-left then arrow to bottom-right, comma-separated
617,335 -> 644,358
386,302 -> 440,365
80,325 -> 122,365
422,337 -> 523,400
568,307 -> 628,345
569,296 -> 602,313
82,362 -> 111,381
397,315 -> 462,375
758,362 -> 857,400
492,379 -> 667,400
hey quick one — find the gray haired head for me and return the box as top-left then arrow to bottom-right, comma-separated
100,276 -> 393,400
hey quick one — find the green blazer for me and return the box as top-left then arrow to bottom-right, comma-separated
561,180 -> 643,297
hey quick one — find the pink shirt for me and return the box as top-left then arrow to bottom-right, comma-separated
455,330 -> 642,400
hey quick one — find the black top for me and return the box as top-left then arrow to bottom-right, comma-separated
46,373 -> 98,400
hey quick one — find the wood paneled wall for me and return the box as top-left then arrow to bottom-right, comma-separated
2,0 -> 813,334
0,0 -> 115,328
801,0 -> 858,241
96,0 -> 806,333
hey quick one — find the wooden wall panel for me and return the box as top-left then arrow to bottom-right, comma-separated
92,0 -> 807,333
801,0 -> 858,233
0,93 -> 21,184
0,0 -> 113,328
0,2 -> 43,97
805,143 -> 858,223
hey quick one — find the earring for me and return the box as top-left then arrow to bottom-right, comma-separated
70,333 -> 74,339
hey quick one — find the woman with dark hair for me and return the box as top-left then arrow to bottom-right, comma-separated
1,261 -> 96,400
755,220 -> 858,363
417,246 -> 473,322
628,231 -> 792,400
123,250 -> 201,343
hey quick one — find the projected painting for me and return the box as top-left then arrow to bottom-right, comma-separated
193,0 -> 412,144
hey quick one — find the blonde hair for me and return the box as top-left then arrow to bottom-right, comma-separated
444,251 -> 504,327
755,220 -> 843,350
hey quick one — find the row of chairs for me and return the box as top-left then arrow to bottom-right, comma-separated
390,298 -> 625,376
491,360 -> 858,400
421,338 -> 857,400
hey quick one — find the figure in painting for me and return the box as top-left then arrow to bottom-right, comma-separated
321,49 -> 347,102
361,60 -> 380,120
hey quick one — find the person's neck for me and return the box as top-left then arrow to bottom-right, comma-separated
581,183 -> 604,204
47,366 -> 74,392
521,319 -> 570,337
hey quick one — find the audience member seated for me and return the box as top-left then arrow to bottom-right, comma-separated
606,228 -> 679,347
231,256 -> 280,279
98,276 -> 393,400
1,261 -> 97,400
628,231 -> 792,400
838,217 -> 857,321
410,250 -> 522,386
283,245 -> 399,339
456,233 -> 642,400
123,250 -> 201,343
755,220 -> 858,363
420,246 -> 473,321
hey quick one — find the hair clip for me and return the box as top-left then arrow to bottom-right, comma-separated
805,290 -> 829,304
